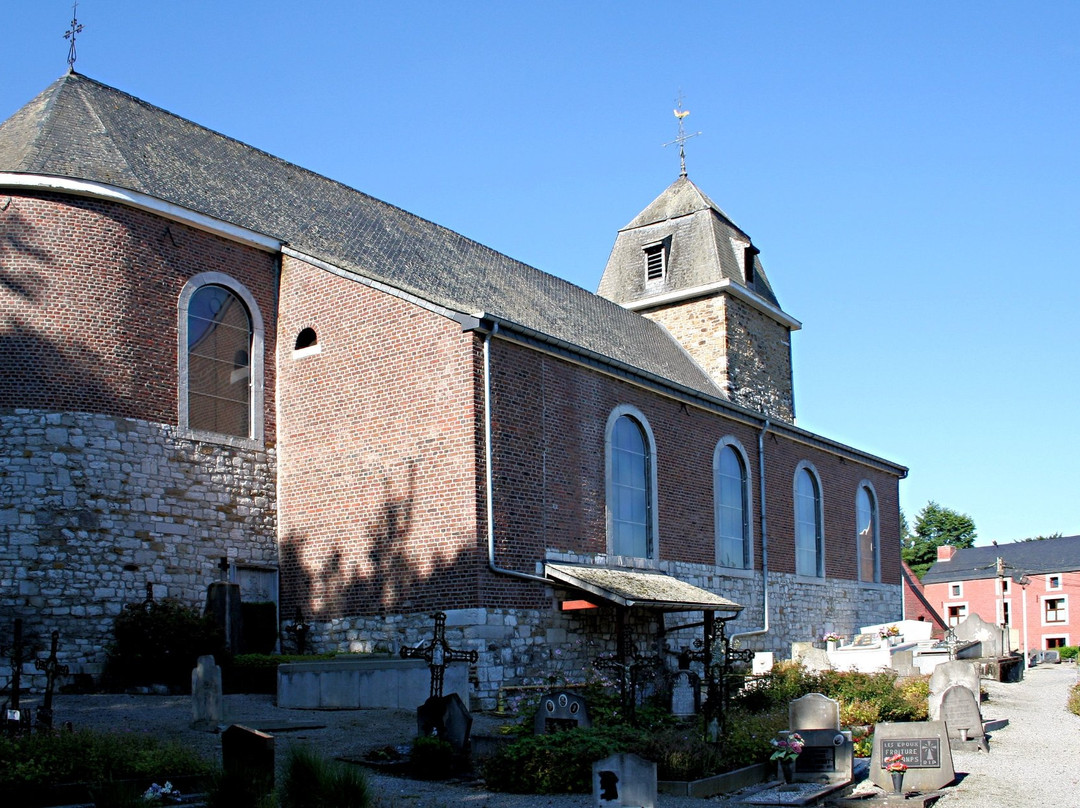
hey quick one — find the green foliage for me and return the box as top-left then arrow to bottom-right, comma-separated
1020,532 -> 1063,541
640,725 -> 727,781
241,602 -> 279,654
902,501 -> 977,578
223,653 -> 338,694
409,735 -> 455,780
483,725 -> 645,793
104,598 -> 227,689
277,746 -> 370,808
1068,682 -> 1080,717
204,766 -> 276,808
0,727 -> 213,803
713,708 -> 787,770
1058,645 -> 1078,660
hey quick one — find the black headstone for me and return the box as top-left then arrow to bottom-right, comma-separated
221,724 -> 274,793
416,693 -> 473,752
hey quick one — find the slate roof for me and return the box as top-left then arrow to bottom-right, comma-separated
545,563 -> 744,613
0,72 -> 725,399
922,534 -> 1080,583
597,175 -> 782,309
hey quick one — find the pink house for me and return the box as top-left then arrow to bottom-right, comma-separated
921,535 -> 1080,654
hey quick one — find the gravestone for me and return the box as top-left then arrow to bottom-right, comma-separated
752,651 -> 775,675
534,690 -> 592,734
939,685 -> 987,751
851,632 -> 880,647
890,649 -> 917,677
669,672 -> 698,718
206,582 -> 244,653
191,655 -> 224,731
791,643 -> 832,672
871,721 -> 955,792
417,692 -> 473,752
784,693 -> 853,785
1042,649 -> 1061,664
952,614 -> 1005,658
221,724 -> 274,795
928,660 -> 980,721
593,752 -> 656,808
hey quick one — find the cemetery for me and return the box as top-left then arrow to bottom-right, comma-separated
2,601 -> 1076,807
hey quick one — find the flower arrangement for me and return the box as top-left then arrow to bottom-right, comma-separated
142,781 -> 183,804
879,625 -> 900,639
823,632 -> 841,643
884,754 -> 907,772
769,732 -> 804,761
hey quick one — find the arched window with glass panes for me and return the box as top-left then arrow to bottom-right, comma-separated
606,407 -> 657,559
856,482 -> 880,583
714,438 -> 751,569
794,462 -> 824,577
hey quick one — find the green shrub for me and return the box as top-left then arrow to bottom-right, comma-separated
1068,682 -> 1080,717
278,746 -> 370,808
410,734 -> 455,779
710,708 -> 787,771
241,602 -> 279,654
483,725 -> 645,793
104,598 -> 227,689
1059,645 -> 1078,661
223,653 -> 338,694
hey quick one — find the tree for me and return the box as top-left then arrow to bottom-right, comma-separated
1019,532 -> 1062,542
902,501 -> 977,579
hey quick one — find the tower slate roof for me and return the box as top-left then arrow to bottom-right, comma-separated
597,175 -> 782,310
922,534 -> 1080,584
0,72 -> 724,399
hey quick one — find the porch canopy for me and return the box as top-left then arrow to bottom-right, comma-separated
545,562 -> 744,616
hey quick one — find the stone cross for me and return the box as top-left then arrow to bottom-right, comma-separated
399,612 -> 477,699
34,630 -> 69,729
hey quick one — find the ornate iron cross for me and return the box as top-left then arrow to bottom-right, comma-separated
400,612 -> 478,699
64,2 -> 84,70
34,630 -> 69,729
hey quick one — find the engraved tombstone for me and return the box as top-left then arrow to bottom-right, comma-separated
871,721 -> 955,792
669,671 -> 698,717
221,724 -> 275,795
784,693 -> 853,785
952,613 -> 1005,658
417,692 -> 473,752
191,655 -> 224,731
939,685 -> 987,750
534,690 -> 592,734
593,752 -> 656,808
929,660 -> 980,721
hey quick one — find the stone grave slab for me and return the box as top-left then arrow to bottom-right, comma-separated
669,672 -> 698,717
939,685 -> 987,750
952,614 -> 1005,658
221,724 -> 275,794
890,649 -> 916,677
792,644 -> 832,672
783,694 -> 853,785
851,633 -> 880,647
870,721 -> 954,792
1042,649 -> 1061,664
928,660 -> 979,721
191,654 -> 224,731
534,690 -> 592,734
752,651 -> 775,675
417,692 -> 472,752
790,693 -> 840,730
593,752 -> 656,808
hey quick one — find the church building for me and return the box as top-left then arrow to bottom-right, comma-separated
0,73 -> 906,706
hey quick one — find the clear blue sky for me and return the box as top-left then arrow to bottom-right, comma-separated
4,2 -> 1078,544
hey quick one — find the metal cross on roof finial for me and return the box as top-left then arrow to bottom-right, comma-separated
64,1 -> 84,71
663,92 -> 701,178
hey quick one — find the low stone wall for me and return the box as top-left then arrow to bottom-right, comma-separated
277,657 -> 468,709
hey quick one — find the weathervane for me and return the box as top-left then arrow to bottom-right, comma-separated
663,92 -> 701,178
64,1 -> 84,71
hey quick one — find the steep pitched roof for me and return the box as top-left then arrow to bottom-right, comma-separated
922,534 -> 1080,584
0,73 -> 725,398
597,175 -> 781,309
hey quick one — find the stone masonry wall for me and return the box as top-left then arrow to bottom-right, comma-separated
0,409 -> 278,686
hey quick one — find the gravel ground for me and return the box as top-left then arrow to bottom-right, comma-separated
24,662 -> 1080,806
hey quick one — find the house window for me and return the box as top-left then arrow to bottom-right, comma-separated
178,273 -> 264,443
644,243 -> 666,281
794,462 -> 824,577
1044,597 -> 1066,623
949,582 -> 963,598
1046,637 -> 1067,649
743,244 -> 759,286
856,483 -> 879,583
947,604 -> 967,626
606,407 -> 657,559
1001,578 -> 1010,594
714,438 -> 751,569
1048,575 -> 1062,590
1001,600 -> 1011,626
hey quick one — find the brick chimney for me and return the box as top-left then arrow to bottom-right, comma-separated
937,544 -> 957,562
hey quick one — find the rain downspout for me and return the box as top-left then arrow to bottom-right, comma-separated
482,323 -> 549,584
731,417 -> 770,644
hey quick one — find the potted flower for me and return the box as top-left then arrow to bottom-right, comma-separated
823,632 -> 841,652
879,625 -> 901,645
884,753 -> 907,793
142,782 -> 183,805
770,732 -> 804,784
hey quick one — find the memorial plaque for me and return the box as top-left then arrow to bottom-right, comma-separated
871,721 -> 954,792
940,684 -> 984,746
534,690 -> 591,735
797,746 -> 835,772
880,738 -> 941,768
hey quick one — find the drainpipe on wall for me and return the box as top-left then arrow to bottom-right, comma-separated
480,322 -> 550,585
730,417 -> 771,646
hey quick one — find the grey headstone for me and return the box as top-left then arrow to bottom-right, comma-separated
593,752 -> 656,808
790,693 -> 840,731
781,728 -> 853,785
928,660 -> 980,721
534,690 -> 592,734
952,614 -> 1005,658
206,581 -> 244,652
670,672 -> 697,717
939,685 -> 985,749
792,645 -> 833,672
191,654 -> 224,731
891,649 -> 916,676
1043,649 -> 1061,664
221,724 -> 275,795
417,693 -> 472,752
871,721 -> 955,792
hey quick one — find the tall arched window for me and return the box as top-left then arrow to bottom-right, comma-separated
856,483 -> 879,583
179,272 -> 264,443
606,407 -> 657,559
714,438 -> 751,569
794,463 -> 824,577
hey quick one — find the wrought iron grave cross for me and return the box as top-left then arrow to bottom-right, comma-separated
35,630 -> 69,729
400,612 -> 478,699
